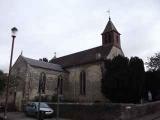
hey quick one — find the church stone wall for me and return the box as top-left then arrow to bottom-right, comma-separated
63,62 -> 106,102
107,46 -> 124,59
10,57 -> 28,110
25,66 -> 64,101
11,57 -> 66,110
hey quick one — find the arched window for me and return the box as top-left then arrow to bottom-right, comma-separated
39,72 -> 46,93
116,35 -> 119,43
80,71 -> 86,95
57,75 -> 63,94
108,34 -> 111,43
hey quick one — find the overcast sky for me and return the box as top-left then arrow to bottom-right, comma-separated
0,0 -> 160,72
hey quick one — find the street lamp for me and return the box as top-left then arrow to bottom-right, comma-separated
4,27 -> 18,120
56,75 -> 62,120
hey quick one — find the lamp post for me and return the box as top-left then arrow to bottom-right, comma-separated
38,72 -> 46,120
4,27 -> 18,120
56,75 -> 62,120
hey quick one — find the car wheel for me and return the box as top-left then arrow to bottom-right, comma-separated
35,112 -> 38,118
25,111 -> 29,116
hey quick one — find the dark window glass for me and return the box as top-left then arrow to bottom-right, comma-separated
103,35 -> 106,44
116,36 -> 119,43
108,34 -> 111,43
58,75 -> 63,94
39,72 -> 46,93
80,71 -> 86,95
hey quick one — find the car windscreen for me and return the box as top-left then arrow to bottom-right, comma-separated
34,102 -> 49,108
40,103 -> 49,108
33,102 -> 50,108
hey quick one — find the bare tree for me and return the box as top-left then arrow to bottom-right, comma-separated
146,52 -> 160,71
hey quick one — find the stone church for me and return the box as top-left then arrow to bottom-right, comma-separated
11,17 -> 124,110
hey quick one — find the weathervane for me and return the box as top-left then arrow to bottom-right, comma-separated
107,10 -> 111,20
54,52 -> 57,59
21,50 -> 23,56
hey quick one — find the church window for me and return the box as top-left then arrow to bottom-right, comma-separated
80,71 -> 86,95
57,75 -> 63,94
106,34 -> 109,43
103,35 -> 107,44
28,73 -> 32,90
108,34 -> 111,43
39,72 -> 46,93
116,36 -> 119,43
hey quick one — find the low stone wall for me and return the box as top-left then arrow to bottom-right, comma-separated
120,101 -> 160,120
48,101 -> 160,120
49,103 -> 122,120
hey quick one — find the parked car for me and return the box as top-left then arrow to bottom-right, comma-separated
25,102 -> 54,118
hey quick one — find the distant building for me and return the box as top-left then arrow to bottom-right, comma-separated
11,17 -> 124,110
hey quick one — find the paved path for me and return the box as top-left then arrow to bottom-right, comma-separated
0,112 -> 71,120
2,111 -> 160,120
134,112 -> 160,120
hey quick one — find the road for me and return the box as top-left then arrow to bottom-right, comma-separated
0,112 -> 71,120
135,112 -> 160,120
1,112 -> 160,120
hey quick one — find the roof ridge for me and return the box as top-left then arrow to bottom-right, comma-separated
51,45 -> 113,67
21,55 -> 63,71
23,56 -> 54,64
51,45 -> 112,60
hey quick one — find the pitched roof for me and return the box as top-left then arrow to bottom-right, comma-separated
51,45 -> 113,68
102,18 -> 119,34
22,56 -> 63,72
